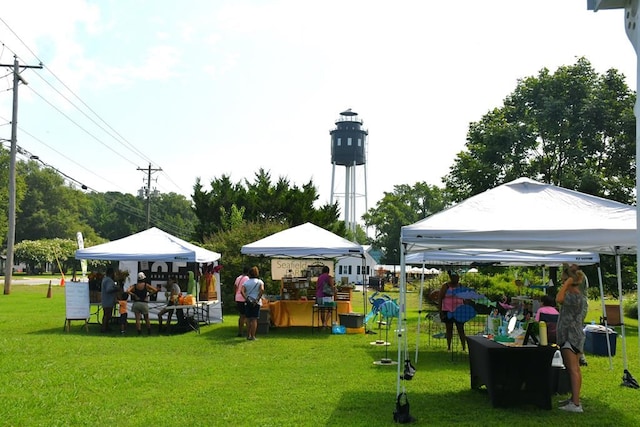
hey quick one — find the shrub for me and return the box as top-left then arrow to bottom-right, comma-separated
624,294 -> 638,319
587,286 -> 602,300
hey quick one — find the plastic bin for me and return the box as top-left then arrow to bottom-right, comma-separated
339,313 -> 364,328
584,330 -> 617,356
257,309 -> 270,335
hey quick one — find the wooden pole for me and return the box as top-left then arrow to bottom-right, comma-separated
46,280 -> 52,298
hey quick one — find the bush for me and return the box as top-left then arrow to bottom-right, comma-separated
587,286 -> 602,300
624,294 -> 638,319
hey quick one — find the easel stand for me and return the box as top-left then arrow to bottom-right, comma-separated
370,319 -> 390,346
373,318 -> 397,366
64,318 -> 89,332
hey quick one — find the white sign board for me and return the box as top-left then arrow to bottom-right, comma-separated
270,259 -> 333,280
65,281 -> 90,320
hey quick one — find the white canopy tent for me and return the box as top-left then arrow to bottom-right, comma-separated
397,178 -> 638,395
74,227 -> 223,321
241,222 -> 368,323
402,178 -> 635,254
75,227 -> 221,263
241,222 -> 364,258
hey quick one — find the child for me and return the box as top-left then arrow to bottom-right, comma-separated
118,292 -> 129,335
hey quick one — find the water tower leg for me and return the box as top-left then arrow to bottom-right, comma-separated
330,162 -> 336,205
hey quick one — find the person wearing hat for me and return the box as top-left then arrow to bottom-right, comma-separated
127,272 -> 158,336
438,271 -> 467,351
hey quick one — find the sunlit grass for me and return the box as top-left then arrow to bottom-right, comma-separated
0,285 -> 638,426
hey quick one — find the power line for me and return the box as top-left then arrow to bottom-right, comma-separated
0,115 -> 127,192
6,143 -> 193,240
23,86 -> 139,167
0,23 -> 196,236
0,24 -> 189,195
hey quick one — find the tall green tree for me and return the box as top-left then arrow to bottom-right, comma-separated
192,168 -> 342,240
147,192 -> 197,239
16,160 -> 90,242
0,147 -> 27,247
363,182 -> 446,264
443,57 -> 635,204
84,192 -> 146,240
14,238 -> 77,274
203,220 -> 287,311
442,57 -> 636,295
192,174 -> 246,239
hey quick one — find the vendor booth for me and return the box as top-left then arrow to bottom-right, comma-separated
406,248 -> 601,368
72,227 -> 222,329
397,178 -> 638,405
241,222 -> 365,328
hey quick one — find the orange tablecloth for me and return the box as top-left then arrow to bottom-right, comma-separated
269,300 -> 352,327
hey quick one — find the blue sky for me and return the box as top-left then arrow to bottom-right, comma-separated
0,1 -> 636,225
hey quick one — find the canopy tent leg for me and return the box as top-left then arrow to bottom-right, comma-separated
596,264 -> 614,370
414,261 -> 426,364
361,255 -> 370,333
614,251 -> 629,373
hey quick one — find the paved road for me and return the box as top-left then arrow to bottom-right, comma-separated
3,277 -> 66,285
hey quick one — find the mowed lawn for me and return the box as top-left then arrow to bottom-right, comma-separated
0,284 -> 639,426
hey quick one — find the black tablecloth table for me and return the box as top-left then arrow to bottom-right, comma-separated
466,335 -> 556,409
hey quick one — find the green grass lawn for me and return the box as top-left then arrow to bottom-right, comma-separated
0,285 -> 639,426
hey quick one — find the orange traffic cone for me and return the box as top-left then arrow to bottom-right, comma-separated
60,277 -> 65,287
46,280 -> 52,298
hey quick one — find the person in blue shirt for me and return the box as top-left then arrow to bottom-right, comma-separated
100,267 -> 119,333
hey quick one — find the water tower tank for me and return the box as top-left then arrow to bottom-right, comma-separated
330,109 -> 367,166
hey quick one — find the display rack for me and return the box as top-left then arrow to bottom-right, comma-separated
280,277 -> 311,300
335,288 -> 352,302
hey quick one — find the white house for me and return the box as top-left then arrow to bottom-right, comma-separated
334,245 -> 378,286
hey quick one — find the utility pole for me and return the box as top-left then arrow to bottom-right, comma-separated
137,163 -> 162,229
2,56 -> 42,295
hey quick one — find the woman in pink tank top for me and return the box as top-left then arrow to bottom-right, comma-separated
438,271 -> 467,351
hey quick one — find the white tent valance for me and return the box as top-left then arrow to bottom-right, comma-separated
405,248 -> 600,266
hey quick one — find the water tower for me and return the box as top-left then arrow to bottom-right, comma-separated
330,109 -> 368,235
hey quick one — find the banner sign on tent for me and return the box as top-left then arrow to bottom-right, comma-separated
270,258 -> 332,280
144,261 -> 194,289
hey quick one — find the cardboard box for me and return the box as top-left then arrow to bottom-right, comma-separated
584,330 -> 617,356
339,313 -> 364,328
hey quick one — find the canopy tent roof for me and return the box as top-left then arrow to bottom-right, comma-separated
75,227 -> 221,263
401,178 -> 636,255
241,222 -> 364,258
405,248 -> 600,266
